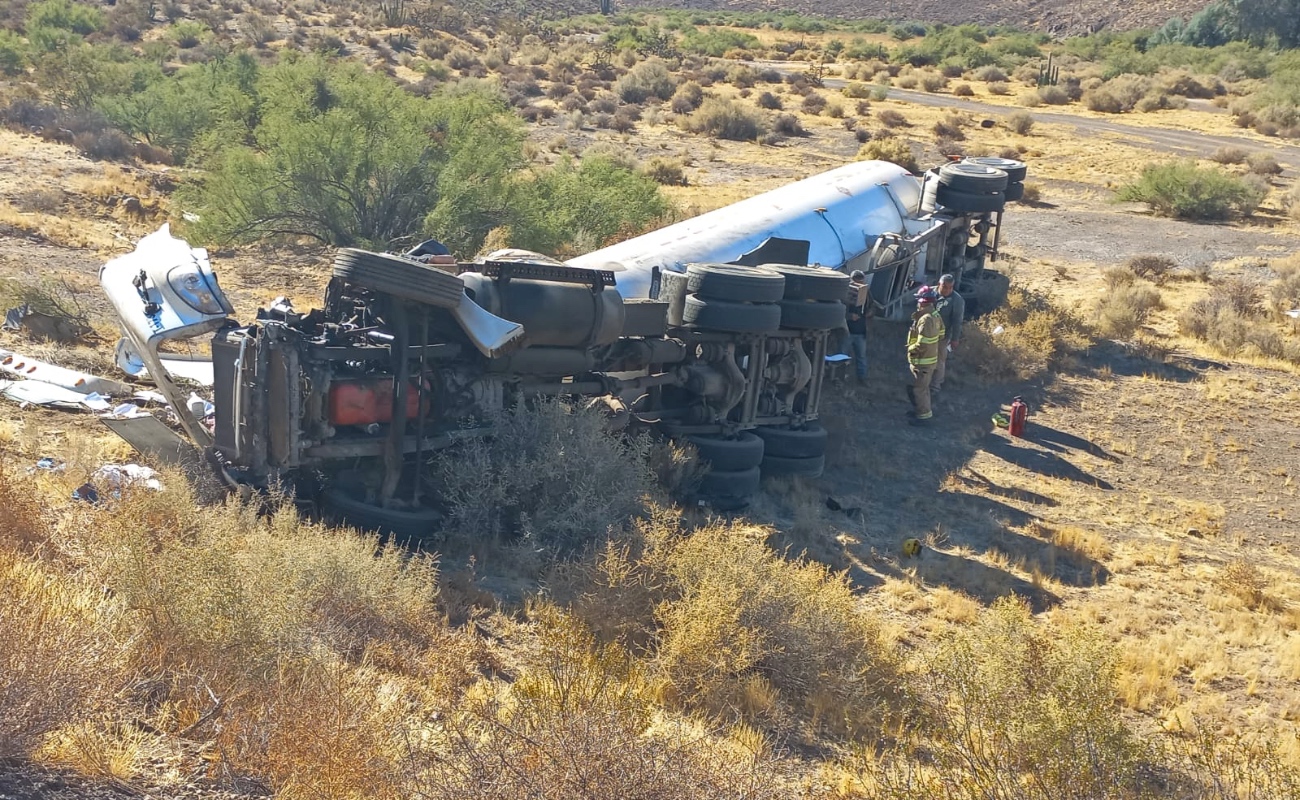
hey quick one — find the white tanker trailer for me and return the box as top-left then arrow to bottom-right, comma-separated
100,158 -> 1024,531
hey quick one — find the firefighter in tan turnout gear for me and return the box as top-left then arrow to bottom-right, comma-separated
906,285 -> 945,426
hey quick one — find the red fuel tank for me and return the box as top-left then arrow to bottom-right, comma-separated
328,380 -> 428,427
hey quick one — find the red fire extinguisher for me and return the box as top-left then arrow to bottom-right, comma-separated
1008,396 -> 1029,437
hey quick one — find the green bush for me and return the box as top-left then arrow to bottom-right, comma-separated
514,155 -> 669,254
1116,161 -> 1266,220
0,30 -> 26,76
678,97 -> 765,141
25,0 -> 103,36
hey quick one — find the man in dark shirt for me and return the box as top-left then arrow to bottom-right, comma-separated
933,273 -> 964,395
845,270 -> 870,383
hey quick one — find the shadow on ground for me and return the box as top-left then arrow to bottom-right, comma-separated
759,317 -> 1116,610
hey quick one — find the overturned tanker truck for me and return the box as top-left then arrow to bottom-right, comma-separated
100,157 -> 1026,533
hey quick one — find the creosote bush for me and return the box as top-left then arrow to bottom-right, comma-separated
1006,110 -> 1034,134
961,285 -> 1090,381
679,97 -> 765,141
1094,273 -> 1162,340
858,137 -> 917,172
1117,161 -> 1266,220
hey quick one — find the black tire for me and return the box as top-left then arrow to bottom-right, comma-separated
333,249 -> 465,309
935,184 -> 1006,214
699,465 -> 762,498
962,156 -> 1027,183
322,483 -> 443,539
682,295 -> 782,333
685,263 -> 785,304
1004,181 -> 1025,202
777,299 -> 846,330
763,264 -> 851,302
685,432 -> 765,472
755,423 -> 828,459
937,162 -> 1009,194
761,454 -> 825,478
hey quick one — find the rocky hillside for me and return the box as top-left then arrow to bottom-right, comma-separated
557,0 -> 1213,35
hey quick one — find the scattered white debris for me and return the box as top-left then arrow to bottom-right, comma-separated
992,325 -> 1006,335
93,463 -> 163,492
1,379 -> 101,410
0,349 -> 133,395
1287,309 -> 1300,319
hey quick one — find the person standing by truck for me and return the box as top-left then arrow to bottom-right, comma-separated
906,286 -> 945,425
932,273 -> 964,397
845,270 -> 870,383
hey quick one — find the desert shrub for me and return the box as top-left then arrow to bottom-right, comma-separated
1268,256 -> 1300,317
920,74 -> 948,92
987,81 -> 1010,95
876,108 -> 908,128
854,126 -> 873,143
670,80 -> 704,113
1210,146 -> 1249,164
168,20 -> 208,48
432,398 -> 654,550
933,114 -> 965,141
1020,182 -> 1041,203
641,156 -> 687,186
616,59 -> 676,103
656,522 -> 904,735
1017,91 -> 1042,108
895,74 -> 918,89
1037,85 -> 1069,105
1246,151 -> 1283,176
1095,280 -> 1162,339
0,30 -> 26,76
961,286 -> 1089,381
179,59 -> 529,253
73,129 -> 134,161
1083,88 -> 1124,113
800,92 -> 827,114
842,81 -> 873,98
755,90 -> 781,110
1116,161 -> 1266,220
0,548 -> 125,758
1127,254 -> 1177,283
726,64 -> 757,88
952,83 -> 974,97
26,0 -> 104,36
1006,110 -> 1034,134
772,112 -> 805,136
1287,181 -> 1300,223
445,47 -> 479,71
405,611 -> 782,799
858,137 -> 917,172
680,97 -> 765,141
77,488 -> 443,684
866,598 -> 1149,800
974,65 -> 1007,82
1216,559 -> 1274,611
1180,274 -> 1300,363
